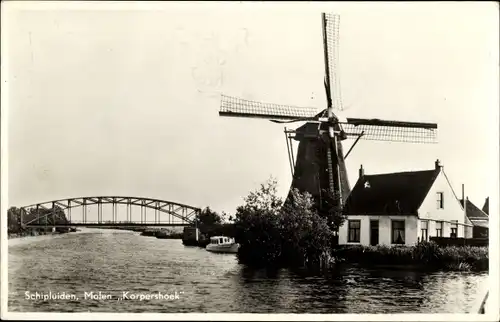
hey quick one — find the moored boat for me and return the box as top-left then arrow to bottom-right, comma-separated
206,236 -> 239,254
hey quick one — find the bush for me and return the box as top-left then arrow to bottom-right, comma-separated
279,188 -> 334,267
333,241 -> 488,272
234,205 -> 283,267
234,178 -> 335,268
412,240 -> 442,264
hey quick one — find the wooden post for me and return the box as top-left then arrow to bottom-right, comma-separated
284,127 -> 294,177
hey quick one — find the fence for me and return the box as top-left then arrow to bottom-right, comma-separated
429,237 -> 488,247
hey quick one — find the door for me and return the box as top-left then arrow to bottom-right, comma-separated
370,220 -> 379,246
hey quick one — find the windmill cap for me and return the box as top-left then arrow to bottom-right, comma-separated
333,110 -> 348,123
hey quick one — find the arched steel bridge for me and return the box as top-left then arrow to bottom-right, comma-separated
19,196 -> 201,228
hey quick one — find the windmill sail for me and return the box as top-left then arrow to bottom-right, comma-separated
322,13 -> 343,112
219,94 -> 318,121
320,13 -> 347,211
342,118 -> 438,143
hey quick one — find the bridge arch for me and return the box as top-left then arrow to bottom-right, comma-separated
19,196 -> 201,227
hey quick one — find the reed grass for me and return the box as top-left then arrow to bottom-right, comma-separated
332,241 -> 488,272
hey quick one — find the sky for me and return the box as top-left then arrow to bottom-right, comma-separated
3,2 -> 499,217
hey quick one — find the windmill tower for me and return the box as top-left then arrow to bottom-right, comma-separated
219,13 -> 437,226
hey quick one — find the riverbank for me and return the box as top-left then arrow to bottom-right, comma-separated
8,229 -> 77,240
82,226 -> 177,235
332,242 -> 489,272
89,226 -> 184,239
142,228 -> 183,239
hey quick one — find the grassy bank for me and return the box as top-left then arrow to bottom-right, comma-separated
332,242 -> 488,272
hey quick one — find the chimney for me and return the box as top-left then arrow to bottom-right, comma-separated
462,184 -> 465,203
359,164 -> 364,178
435,159 -> 441,170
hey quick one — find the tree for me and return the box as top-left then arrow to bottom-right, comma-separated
234,177 -> 283,267
22,206 -> 69,226
317,189 -> 347,233
220,211 -> 231,223
234,178 -> 335,269
8,207 -> 22,233
194,207 -> 223,226
242,177 -> 283,213
280,188 -> 334,267
8,205 -> 70,234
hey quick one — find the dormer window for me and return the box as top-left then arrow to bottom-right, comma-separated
436,192 -> 444,209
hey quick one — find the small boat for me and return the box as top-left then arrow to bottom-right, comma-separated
206,236 -> 240,254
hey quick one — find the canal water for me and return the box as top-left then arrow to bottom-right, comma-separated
8,228 -> 489,313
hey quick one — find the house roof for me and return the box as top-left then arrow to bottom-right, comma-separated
470,219 -> 489,229
482,197 -> 489,215
344,168 -> 440,215
460,199 -> 489,220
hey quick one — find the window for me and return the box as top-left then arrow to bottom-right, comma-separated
348,220 -> 361,243
420,220 -> 428,242
436,192 -> 444,209
392,220 -> 405,244
436,221 -> 443,237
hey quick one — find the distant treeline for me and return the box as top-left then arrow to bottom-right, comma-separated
187,206 -> 236,239
8,206 -> 70,235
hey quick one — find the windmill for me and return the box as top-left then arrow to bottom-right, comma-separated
218,13 -> 437,226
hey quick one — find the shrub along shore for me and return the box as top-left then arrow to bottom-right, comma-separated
332,242 -> 488,272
